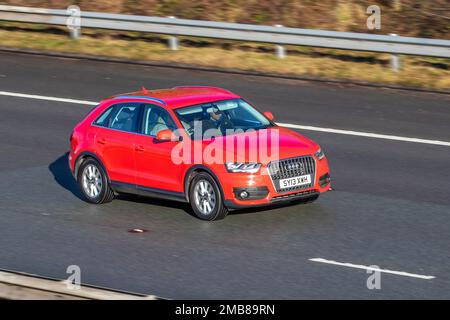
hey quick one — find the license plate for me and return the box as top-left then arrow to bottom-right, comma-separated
279,174 -> 311,189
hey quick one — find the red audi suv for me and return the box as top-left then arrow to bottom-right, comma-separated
69,86 -> 331,220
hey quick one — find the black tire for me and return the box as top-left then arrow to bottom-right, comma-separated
77,158 -> 114,204
189,172 -> 228,221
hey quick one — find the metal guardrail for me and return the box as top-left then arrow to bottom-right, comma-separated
0,269 -> 161,300
0,5 -> 449,60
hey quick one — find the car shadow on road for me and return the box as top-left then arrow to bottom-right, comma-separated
115,193 -> 193,215
48,152 -> 84,200
47,153 -> 311,218
48,153 -> 193,214
228,201 -> 309,216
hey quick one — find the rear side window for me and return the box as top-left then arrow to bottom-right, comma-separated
110,105 -> 140,132
93,103 -> 141,133
94,107 -> 114,127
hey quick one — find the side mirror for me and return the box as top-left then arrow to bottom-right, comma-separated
155,129 -> 180,142
263,111 -> 274,121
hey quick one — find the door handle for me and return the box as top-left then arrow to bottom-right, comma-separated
135,145 -> 145,152
96,138 -> 107,144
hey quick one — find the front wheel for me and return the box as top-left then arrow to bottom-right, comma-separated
189,173 -> 228,221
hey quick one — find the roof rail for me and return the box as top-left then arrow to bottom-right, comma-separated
113,95 -> 166,105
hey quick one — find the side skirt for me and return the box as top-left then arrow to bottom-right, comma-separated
110,181 -> 188,203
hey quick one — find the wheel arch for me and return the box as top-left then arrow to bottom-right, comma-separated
183,165 -> 225,202
74,151 -> 110,183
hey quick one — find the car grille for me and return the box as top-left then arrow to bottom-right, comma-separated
268,156 -> 316,193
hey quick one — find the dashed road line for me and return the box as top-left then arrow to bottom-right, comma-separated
309,258 -> 435,280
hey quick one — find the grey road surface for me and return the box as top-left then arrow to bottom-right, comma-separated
0,52 -> 449,299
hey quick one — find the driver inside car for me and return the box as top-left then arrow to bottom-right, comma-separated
202,106 -> 233,134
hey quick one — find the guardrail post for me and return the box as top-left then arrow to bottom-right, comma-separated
66,5 -> 81,40
274,24 -> 286,59
389,33 -> 400,72
167,16 -> 179,50
70,28 -> 81,40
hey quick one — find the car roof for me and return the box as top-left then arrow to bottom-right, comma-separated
107,86 -> 240,109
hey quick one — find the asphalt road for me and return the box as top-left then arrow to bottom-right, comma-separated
0,51 -> 449,299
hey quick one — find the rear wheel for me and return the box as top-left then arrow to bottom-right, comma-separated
77,158 -> 114,204
189,173 -> 228,221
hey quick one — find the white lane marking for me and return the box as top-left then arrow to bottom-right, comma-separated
1,90 -> 449,147
0,91 -> 97,105
309,258 -> 435,280
278,122 -> 450,147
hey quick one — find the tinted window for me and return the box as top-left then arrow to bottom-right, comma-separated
110,105 -> 140,132
174,99 -> 272,139
94,103 -> 140,133
141,104 -> 177,136
93,106 -> 114,127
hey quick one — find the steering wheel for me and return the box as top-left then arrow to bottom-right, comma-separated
217,113 -> 233,132
185,121 -> 196,136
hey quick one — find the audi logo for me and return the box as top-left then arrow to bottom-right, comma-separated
284,163 -> 304,171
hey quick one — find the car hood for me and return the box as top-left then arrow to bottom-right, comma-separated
197,126 -> 319,164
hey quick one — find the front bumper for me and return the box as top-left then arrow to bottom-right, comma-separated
220,156 -> 331,209
225,189 -> 320,209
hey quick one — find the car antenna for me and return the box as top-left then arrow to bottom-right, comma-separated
141,86 -> 149,94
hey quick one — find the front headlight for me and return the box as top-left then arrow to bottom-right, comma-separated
225,162 -> 261,173
315,148 -> 325,160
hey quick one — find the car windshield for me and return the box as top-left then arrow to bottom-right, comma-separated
174,99 -> 273,139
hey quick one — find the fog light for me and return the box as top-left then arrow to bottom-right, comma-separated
240,191 -> 249,199
234,187 -> 269,200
